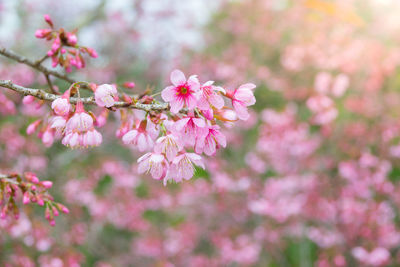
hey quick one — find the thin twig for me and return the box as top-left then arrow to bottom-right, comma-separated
0,79 -> 170,112
44,74 -> 60,95
0,46 -> 90,88
35,54 -> 49,65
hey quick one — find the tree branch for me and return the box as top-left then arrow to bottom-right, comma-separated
0,80 -> 169,112
0,46 -> 86,87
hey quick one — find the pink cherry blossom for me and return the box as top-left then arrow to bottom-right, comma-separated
173,115 -> 207,147
65,102 -> 93,133
161,69 -> 200,113
62,102 -> 102,148
50,116 -> 66,133
41,129 -> 54,147
51,98 -> 71,116
167,153 -> 204,184
195,125 -> 226,156
352,247 -> 390,266
154,134 -> 183,161
122,120 -> 159,152
82,129 -> 102,147
94,84 -> 118,108
229,83 -> 256,120
196,81 -> 226,111
137,152 -> 169,180
62,132 -> 81,148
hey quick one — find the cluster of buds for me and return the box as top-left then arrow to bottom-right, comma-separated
35,14 -> 97,72
0,172 -> 68,225
116,69 -> 256,185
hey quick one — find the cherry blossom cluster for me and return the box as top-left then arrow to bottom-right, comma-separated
0,172 -> 68,226
35,14 -> 97,72
21,67 -> 255,185
25,85 -> 103,148
116,69 -> 256,184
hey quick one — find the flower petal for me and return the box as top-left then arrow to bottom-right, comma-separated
170,69 -> 186,86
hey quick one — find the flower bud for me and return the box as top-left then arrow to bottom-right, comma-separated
44,14 -> 53,27
26,120 -> 41,135
23,192 -> 30,205
35,29 -> 51,38
41,181 -> 53,189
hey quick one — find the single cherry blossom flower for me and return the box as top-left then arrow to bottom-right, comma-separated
228,83 -> 256,120
94,84 -> 118,108
62,132 -> 81,148
195,125 -> 226,156
137,152 -> 169,180
154,134 -> 183,161
122,119 -> 159,152
167,153 -> 205,184
82,129 -> 102,147
50,116 -> 66,133
51,97 -> 71,116
173,115 -> 207,147
161,69 -> 200,113
65,102 -> 93,133
197,81 -> 226,111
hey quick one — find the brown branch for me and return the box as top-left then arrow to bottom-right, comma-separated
0,79 -> 170,112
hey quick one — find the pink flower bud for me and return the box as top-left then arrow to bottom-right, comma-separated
23,192 -> 30,204
123,82 -> 136,88
44,14 -> 53,27
86,47 -> 98,58
66,32 -> 77,46
61,206 -> 69,214
57,204 -> 70,214
25,172 -> 39,184
26,120 -> 41,135
22,95 -> 35,105
37,196 -> 45,206
35,29 -> 51,38
41,181 -> 53,189
52,206 -> 59,217
42,129 -> 55,147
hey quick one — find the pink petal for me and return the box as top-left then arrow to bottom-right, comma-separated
181,161 -> 195,180
192,118 -> 205,128
203,81 -> 214,86
233,101 -> 250,120
150,163 -> 164,180
187,76 -> 200,92
185,94 -> 197,110
209,94 -> 224,109
138,159 -> 150,176
238,83 -> 256,91
203,137 -> 216,156
170,99 -> 185,114
235,89 -> 256,106
174,118 -> 190,131
196,95 -> 210,110
213,131 -> 226,147
122,130 -> 138,144
170,69 -> 186,86
137,133 -> 148,152
161,86 -> 176,102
